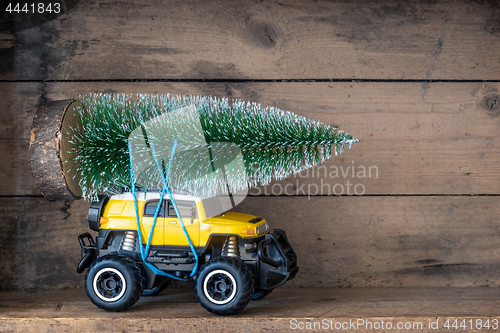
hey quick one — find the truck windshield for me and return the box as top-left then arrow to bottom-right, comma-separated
202,196 -> 233,219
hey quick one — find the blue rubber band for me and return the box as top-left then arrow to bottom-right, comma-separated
128,141 -> 194,281
150,141 -> 199,277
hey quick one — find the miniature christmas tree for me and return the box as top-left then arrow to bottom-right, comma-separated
66,93 -> 357,200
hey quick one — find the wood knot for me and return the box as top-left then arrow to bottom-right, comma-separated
479,92 -> 500,115
250,21 -> 280,48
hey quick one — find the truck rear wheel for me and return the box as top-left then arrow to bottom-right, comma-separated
85,254 -> 143,312
195,258 -> 254,315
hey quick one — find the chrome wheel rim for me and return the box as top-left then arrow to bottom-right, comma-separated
93,267 -> 126,302
203,269 -> 237,305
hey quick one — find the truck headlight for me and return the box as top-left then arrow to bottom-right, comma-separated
256,222 -> 270,235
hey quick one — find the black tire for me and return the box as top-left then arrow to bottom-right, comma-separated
252,289 -> 273,300
195,257 -> 254,315
85,254 -> 143,312
142,276 -> 172,296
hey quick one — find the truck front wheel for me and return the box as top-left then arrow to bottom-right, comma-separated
195,258 -> 254,315
85,254 -> 143,312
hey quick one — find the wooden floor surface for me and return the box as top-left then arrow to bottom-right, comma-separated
1,288 -> 500,332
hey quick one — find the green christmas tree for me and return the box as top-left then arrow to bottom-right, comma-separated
66,94 -> 357,200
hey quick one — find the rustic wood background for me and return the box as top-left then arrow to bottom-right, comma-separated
1,0 -> 500,290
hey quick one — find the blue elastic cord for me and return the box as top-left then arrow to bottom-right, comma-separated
150,141 -> 199,277
128,141 -> 193,281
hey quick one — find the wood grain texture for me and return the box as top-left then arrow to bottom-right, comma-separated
236,196 -> 500,288
2,0 -> 500,292
0,198 -> 89,290
4,0 -> 500,80
1,196 -> 500,290
3,81 -> 499,196
1,289 -> 500,333
2,288 -> 500,318
0,83 -> 44,196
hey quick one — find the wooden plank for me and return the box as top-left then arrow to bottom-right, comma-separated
0,31 -> 14,80
0,139 -> 39,196
11,80 -> 500,136
0,198 -> 89,290
245,76 -> 500,193
6,0 -> 500,80
3,287 -> 500,318
0,82 -> 42,139
1,196 -> 500,290
1,288 -> 500,333
236,196 -> 500,288
3,81 -> 499,196
0,83 -> 43,196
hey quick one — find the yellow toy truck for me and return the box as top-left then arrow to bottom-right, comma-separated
77,191 -> 298,315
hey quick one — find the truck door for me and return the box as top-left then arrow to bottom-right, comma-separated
164,200 -> 200,248
141,200 -> 166,246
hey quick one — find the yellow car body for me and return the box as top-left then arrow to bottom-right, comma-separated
98,192 -> 270,247
79,191 -> 298,314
